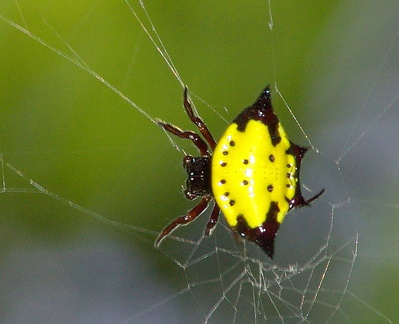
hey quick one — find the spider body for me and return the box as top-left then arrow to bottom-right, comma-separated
155,86 -> 324,258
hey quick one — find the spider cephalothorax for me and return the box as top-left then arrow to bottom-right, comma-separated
183,156 -> 212,199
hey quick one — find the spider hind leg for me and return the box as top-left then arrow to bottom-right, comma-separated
204,203 -> 220,236
155,196 -> 212,247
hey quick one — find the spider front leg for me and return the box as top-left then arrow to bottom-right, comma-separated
183,87 -> 217,151
157,121 -> 210,156
155,196 -> 212,247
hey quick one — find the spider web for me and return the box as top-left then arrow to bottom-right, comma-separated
0,1 -> 398,323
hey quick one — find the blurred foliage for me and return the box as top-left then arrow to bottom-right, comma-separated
0,0 -> 337,243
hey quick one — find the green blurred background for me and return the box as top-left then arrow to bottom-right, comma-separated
1,0 -> 398,323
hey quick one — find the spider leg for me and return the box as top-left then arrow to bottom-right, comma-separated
155,196 -> 212,247
183,188 -> 198,200
158,121 -> 210,156
204,203 -> 220,236
183,87 -> 217,151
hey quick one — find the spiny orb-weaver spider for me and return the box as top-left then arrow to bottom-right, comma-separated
155,86 -> 324,258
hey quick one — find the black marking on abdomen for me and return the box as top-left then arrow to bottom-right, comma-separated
233,86 -> 281,147
233,201 -> 281,259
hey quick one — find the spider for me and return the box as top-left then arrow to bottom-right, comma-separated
155,86 -> 324,258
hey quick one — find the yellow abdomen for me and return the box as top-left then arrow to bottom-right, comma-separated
212,119 -> 297,229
